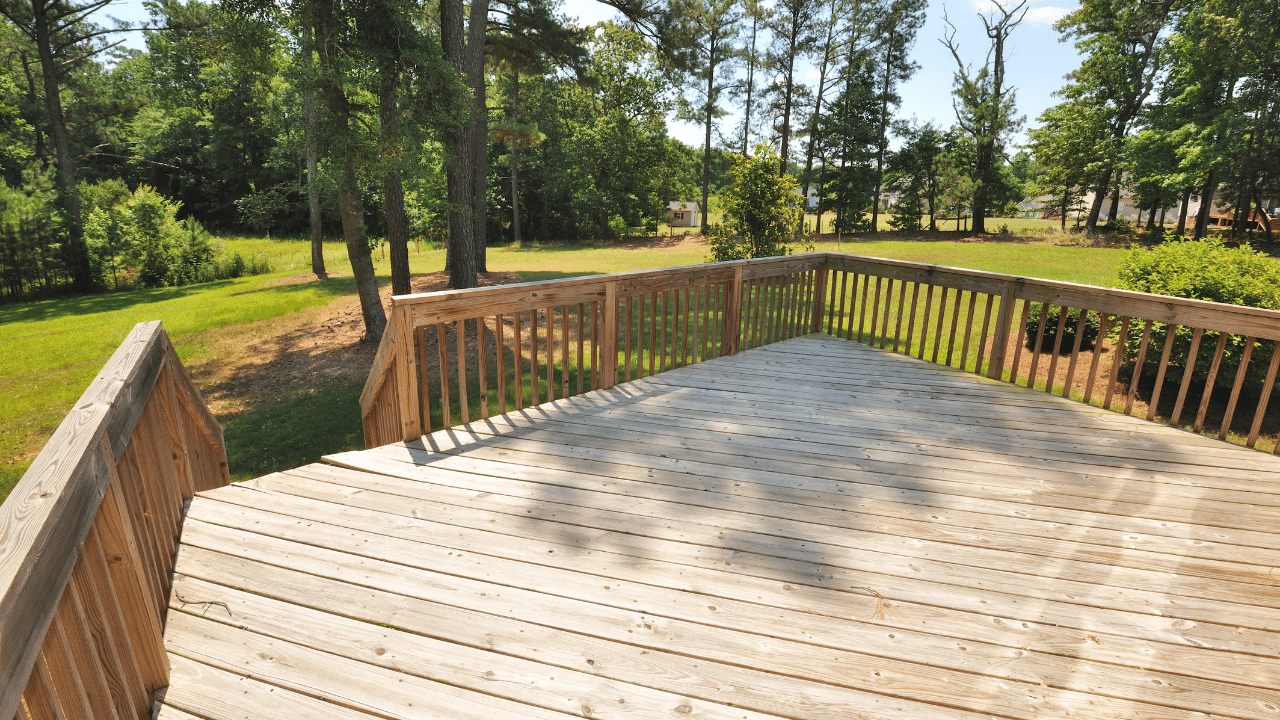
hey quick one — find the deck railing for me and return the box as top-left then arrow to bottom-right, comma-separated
1,321 -> 228,720
361,251 -> 1280,453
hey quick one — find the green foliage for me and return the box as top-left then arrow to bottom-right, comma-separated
711,145 -> 801,261
0,173 -> 65,297
1024,305 -> 1101,352
1118,238 -> 1280,385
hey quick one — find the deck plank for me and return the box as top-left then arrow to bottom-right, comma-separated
166,334 -> 1280,719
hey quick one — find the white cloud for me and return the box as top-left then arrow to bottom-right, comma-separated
1025,6 -> 1070,24
967,0 -> 1069,24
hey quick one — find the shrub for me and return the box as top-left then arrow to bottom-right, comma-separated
711,144 -> 801,262
1024,304 -> 1101,352
1117,238 -> 1280,385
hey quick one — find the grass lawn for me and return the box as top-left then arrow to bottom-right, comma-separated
1,231 -> 1127,503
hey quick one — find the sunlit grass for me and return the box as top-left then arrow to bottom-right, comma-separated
1,233 -> 1126,502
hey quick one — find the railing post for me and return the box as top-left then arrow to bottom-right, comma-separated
601,281 -> 619,387
810,260 -> 829,333
724,265 -> 744,356
986,279 -> 1021,380
394,303 -> 421,441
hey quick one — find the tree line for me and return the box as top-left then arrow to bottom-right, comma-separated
5,0 -> 1276,341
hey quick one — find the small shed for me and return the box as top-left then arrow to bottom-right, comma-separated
666,201 -> 701,227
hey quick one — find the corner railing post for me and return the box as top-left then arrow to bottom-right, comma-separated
601,280 -> 619,387
393,303 -> 421,441
724,265 -> 744,356
810,258 -> 829,333
986,279 -> 1021,380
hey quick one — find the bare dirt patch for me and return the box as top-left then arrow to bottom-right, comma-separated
188,271 -> 519,416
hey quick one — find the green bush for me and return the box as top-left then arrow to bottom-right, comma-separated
1024,304 -> 1101,352
1117,238 -> 1280,386
711,144 -> 801,262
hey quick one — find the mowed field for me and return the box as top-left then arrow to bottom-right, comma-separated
0,231 -> 1127,502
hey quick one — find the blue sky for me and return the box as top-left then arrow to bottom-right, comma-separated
104,0 -> 1083,148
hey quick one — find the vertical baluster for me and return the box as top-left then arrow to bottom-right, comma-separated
477,317 -> 489,418
1169,327 -> 1204,426
624,296 -> 633,382
590,302 -> 598,390
836,272 -> 849,336
455,319 -> 469,423
690,287 -> 701,363
556,306 -> 565,398
857,274 -> 871,342
678,287 -> 689,365
904,282 -> 921,356
959,291 -> 979,371
513,312 -> 524,409
1248,342 -> 1280,448
436,324 -> 451,426
645,292 -> 655,371
1145,323 -> 1178,420
917,285 -> 934,360
868,277 -> 883,346
1060,310 -> 1089,399
1220,337 -> 1255,440
770,276 -> 783,344
975,294 -> 995,375
845,274 -> 860,340
945,290 -> 965,368
415,326 -> 432,431
1026,303 -> 1051,389
43,608 -> 95,718
546,309 -> 556,402
578,302 -> 586,392
79,529 -> 146,719
1082,313 -> 1111,404
497,316 -> 507,415
878,278 -> 892,349
931,287 -> 949,364
1193,333 -> 1230,432
535,309 -> 545,405
704,285 -> 715,360
1102,316 -> 1132,410
1124,320 -> 1154,415
21,654 -> 65,720
660,290 -> 670,368
1044,307 -> 1070,393
892,280 -> 908,352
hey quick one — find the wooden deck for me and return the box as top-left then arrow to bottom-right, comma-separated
158,334 -> 1280,720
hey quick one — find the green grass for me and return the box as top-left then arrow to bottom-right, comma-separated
1,232 -> 1126,503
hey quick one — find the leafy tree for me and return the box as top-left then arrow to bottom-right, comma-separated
941,0 -> 1026,234
712,144 -> 801,260
868,0 -> 924,233
1028,100 -> 1106,230
672,0 -> 739,231
886,121 -> 943,230
729,0 -> 768,156
1054,0 -> 1178,233
765,0 -> 818,175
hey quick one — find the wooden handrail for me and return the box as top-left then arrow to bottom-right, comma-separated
361,252 -> 1280,454
1,321 -> 228,720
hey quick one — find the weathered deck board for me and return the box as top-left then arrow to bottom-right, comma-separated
161,334 -> 1280,719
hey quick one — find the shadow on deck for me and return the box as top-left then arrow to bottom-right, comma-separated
159,334 -> 1280,720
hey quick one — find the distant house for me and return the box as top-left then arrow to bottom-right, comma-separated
666,201 -> 700,227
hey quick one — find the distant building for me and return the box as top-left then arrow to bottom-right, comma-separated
666,201 -> 701,227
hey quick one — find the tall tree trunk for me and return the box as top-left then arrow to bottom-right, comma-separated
1175,187 -> 1191,236
442,0 -> 478,288
1084,167 -> 1113,234
468,0 -> 489,273
1194,170 -> 1216,239
510,72 -> 522,245
32,0 -> 89,287
701,33 -> 717,232
337,149 -> 386,342
1061,190 -> 1069,231
303,24 -> 325,277
1145,199 -> 1157,232
742,13 -> 758,156
380,63 -> 411,297
800,24 -> 833,236
870,35 -> 893,234
1106,180 -> 1121,224
779,29 -> 798,176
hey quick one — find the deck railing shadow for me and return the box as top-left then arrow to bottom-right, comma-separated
0,321 -> 228,720
362,251 -> 1280,453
